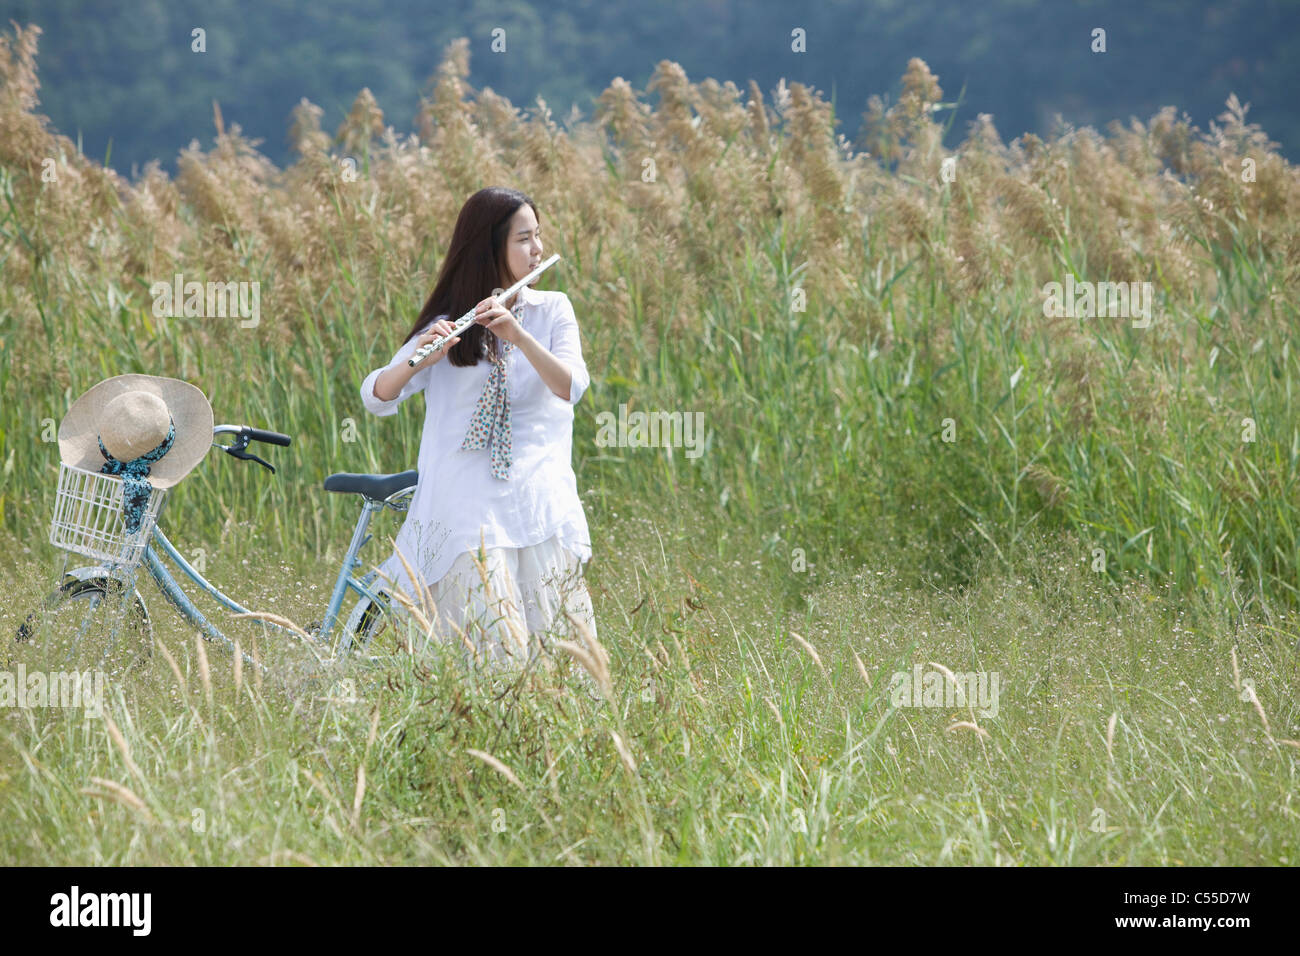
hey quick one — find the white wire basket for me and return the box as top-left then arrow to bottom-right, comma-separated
49,462 -> 169,569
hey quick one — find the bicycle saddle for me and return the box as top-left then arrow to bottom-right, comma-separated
322,470 -> 419,500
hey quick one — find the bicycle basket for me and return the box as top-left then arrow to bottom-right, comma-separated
49,462 -> 168,569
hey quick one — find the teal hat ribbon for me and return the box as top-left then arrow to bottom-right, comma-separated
99,417 -> 175,534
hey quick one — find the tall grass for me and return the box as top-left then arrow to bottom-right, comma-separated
2,29 -> 1296,623
1,24 -> 1298,863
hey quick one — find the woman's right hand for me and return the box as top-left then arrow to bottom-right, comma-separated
412,319 -> 461,368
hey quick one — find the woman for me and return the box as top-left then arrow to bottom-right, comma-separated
360,186 -> 596,666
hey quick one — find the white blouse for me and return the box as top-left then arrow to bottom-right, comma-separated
359,284 -> 593,598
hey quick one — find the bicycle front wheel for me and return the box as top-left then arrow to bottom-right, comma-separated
14,577 -> 153,675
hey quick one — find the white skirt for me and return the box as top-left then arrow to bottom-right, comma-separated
397,532 -> 597,666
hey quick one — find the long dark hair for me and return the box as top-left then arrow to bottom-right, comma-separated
403,186 -> 539,367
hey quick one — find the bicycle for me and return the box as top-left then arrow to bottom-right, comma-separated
13,423 -> 418,675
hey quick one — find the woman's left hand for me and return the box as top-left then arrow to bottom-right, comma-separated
473,296 -> 523,345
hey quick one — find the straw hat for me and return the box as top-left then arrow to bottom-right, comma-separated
59,374 -> 214,487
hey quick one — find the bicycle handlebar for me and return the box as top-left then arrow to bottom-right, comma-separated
211,424 -> 292,473
213,424 -> 292,447
245,427 -> 291,447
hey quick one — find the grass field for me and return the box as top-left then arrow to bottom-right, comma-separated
3,509 -> 1297,864
1,26 -> 1298,863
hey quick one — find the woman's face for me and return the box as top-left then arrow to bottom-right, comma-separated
503,205 -> 543,288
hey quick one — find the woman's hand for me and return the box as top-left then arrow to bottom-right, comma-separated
473,295 -> 524,345
411,318 -> 461,369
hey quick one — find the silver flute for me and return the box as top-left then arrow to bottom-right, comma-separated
408,253 -> 562,367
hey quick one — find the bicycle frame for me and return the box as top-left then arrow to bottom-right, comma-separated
136,486 -> 409,659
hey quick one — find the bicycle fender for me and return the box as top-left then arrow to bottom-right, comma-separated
342,594 -> 378,650
58,565 -> 153,625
